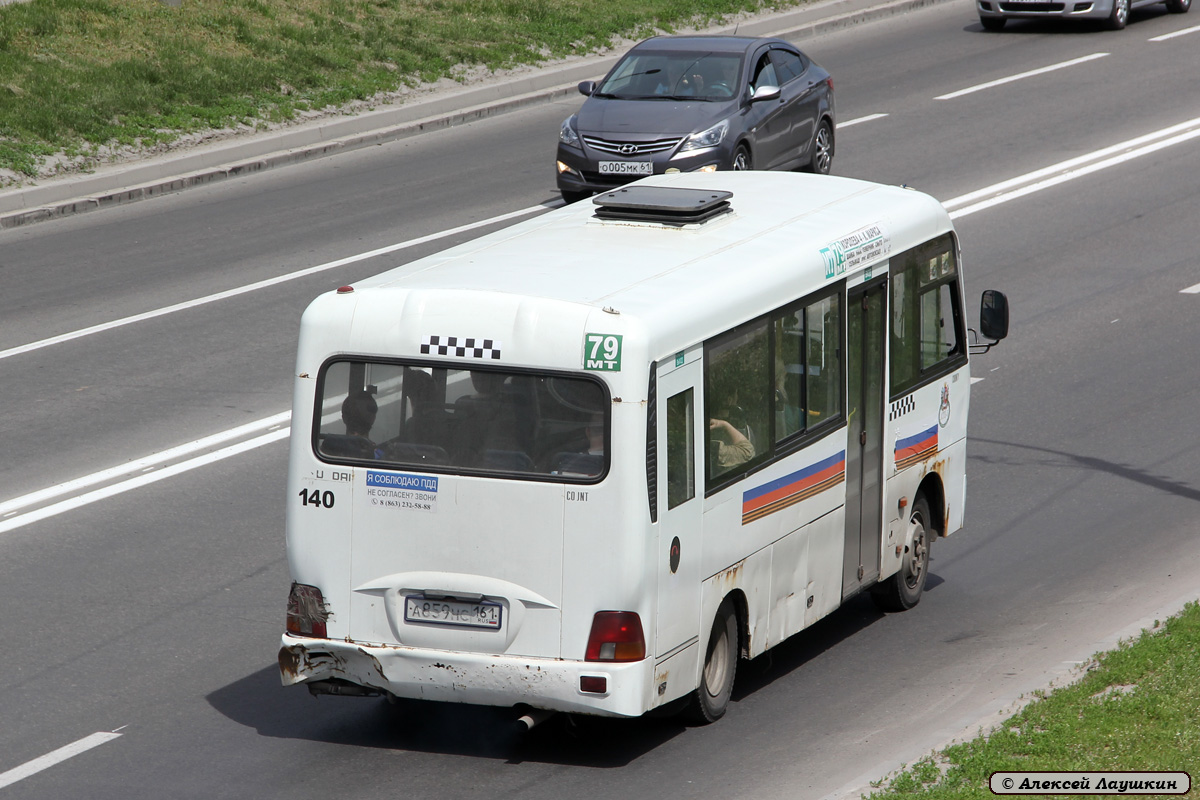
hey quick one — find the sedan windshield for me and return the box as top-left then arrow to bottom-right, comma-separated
597,51 -> 743,101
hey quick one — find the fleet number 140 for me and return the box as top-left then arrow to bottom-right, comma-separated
300,488 -> 335,509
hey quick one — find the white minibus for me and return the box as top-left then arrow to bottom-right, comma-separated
279,171 -> 1008,724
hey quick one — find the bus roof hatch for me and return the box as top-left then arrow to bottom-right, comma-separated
592,185 -> 733,226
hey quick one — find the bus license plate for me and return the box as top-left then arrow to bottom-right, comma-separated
599,160 -> 653,176
404,596 -> 502,629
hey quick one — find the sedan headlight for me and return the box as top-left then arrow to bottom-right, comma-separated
679,119 -> 729,153
560,116 -> 581,148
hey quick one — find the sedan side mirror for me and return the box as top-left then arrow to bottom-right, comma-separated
578,80 -> 597,97
750,84 -> 781,103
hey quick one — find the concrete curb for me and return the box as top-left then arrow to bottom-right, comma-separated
0,0 -> 957,229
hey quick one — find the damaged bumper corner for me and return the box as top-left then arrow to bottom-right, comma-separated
277,635 -> 653,717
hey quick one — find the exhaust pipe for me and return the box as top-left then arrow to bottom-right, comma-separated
515,708 -> 555,731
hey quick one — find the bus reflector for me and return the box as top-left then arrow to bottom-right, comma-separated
286,583 -> 329,638
580,676 -> 608,694
585,611 -> 645,662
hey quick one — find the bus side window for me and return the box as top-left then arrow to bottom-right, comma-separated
774,290 -> 841,445
805,293 -> 840,426
774,311 -> 804,441
705,320 -> 769,485
921,281 -> 960,367
890,234 -> 965,396
666,389 -> 695,509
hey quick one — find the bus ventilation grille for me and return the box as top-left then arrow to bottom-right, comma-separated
592,186 -> 733,226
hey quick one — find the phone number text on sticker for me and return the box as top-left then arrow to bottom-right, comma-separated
367,471 -> 438,512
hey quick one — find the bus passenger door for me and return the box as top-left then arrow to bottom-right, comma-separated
655,354 -> 703,659
843,279 -> 886,598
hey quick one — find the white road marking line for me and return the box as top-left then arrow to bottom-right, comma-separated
970,377 -> 985,384
934,53 -> 1109,101
1182,283 -> 1200,294
837,113 -> 888,128
1149,24 -> 1200,41
944,117 -> 1200,218
0,429 -> 289,536
0,732 -> 122,790
0,202 -> 559,363
0,412 -> 290,518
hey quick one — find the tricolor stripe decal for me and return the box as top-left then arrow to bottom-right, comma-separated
741,451 -> 846,525
895,424 -> 938,469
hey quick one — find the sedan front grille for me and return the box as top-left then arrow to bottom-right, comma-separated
582,135 -> 683,156
997,2 -> 1064,9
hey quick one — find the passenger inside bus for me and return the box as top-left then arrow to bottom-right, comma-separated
375,369 -> 453,465
549,412 -> 605,477
320,390 -> 379,459
709,416 -> 754,468
454,370 -> 536,471
401,369 -> 451,444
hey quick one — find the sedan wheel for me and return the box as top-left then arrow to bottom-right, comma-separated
731,146 -> 752,171
1105,0 -> 1129,29
802,120 -> 834,175
1165,0 -> 1189,12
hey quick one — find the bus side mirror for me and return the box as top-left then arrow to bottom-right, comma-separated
979,290 -> 1009,341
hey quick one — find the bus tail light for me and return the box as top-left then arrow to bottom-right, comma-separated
286,582 -> 330,638
585,611 -> 645,662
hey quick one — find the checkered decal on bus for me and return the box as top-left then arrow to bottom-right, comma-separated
420,335 -> 502,360
889,395 -> 915,421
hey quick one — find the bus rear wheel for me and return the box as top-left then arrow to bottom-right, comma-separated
871,496 -> 932,612
686,598 -> 738,723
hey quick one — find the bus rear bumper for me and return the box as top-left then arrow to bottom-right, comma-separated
278,635 -> 655,717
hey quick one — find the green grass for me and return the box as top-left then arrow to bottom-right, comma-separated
0,0 -> 807,182
867,600 -> 1200,799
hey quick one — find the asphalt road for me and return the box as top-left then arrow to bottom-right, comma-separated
2,2 -> 1199,798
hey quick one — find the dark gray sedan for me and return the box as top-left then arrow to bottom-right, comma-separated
555,35 -> 835,203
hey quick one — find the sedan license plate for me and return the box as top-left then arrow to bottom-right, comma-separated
404,595 -> 502,630
599,160 -> 654,176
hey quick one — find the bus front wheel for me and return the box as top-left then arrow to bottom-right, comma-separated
687,597 -> 738,724
871,496 -> 932,612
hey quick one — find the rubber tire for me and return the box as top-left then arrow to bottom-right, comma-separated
731,146 -> 752,171
871,496 -> 933,612
980,16 -> 1006,30
802,119 -> 835,175
1165,0 -> 1189,13
686,598 -> 738,724
1105,0 -> 1129,29
560,189 -> 592,204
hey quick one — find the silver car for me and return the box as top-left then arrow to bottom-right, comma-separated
555,35 -> 835,203
978,0 -> 1190,30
